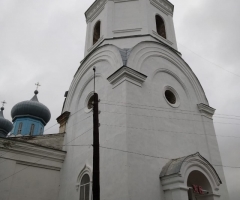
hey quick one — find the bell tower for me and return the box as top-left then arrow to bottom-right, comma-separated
84,0 -> 177,56
58,1 -> 230,200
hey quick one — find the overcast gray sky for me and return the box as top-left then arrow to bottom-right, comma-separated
0,0 -> 240,199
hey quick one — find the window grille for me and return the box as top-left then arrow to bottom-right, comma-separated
80,174 -> 90,200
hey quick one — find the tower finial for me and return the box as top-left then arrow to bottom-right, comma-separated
35,82 -> 41,90
1,100 -> 6,110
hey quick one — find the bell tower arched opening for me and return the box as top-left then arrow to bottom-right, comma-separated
93,21 -> 101,45
155,15 -> 166,39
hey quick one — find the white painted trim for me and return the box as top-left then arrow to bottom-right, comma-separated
152,30 -> 173,45
127,41 -> 208,104
16,160 -> 61,171
107,66 -> 147,88
0,138 -> 66,163
114,0 -> 139,3
151,68 -> 190,101
85,0 -> 107,22
84,91 -> 95,113
149,0 -> 173,16
76,164 -> 93,200
88,36 -> 104,53
160,153 -> 221,200
163,85 -> 180,108
113,28 -> 142,34
197,103 -> 215,119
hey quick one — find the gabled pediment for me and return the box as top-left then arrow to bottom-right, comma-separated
160,152 -> 222,187
107,66 -> 147,88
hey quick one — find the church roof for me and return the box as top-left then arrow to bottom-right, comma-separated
11,90 -> 51,125
0,107 -> 13,137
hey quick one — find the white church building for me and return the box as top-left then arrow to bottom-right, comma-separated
0,0 -> 230,200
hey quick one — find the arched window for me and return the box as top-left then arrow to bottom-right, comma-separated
155,15 -> 166,39
80,174 -> 90,200
17,122 -> 23,134
93,21 -> 101,45
30,124 -> 35,135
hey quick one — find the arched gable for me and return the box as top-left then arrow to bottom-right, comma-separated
160,152 -> 222,199
63,44 -> 124,112
126,41 -> 208,105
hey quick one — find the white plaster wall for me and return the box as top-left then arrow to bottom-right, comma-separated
8,164 -> 60,200
59,41 -> 229,200
0,153 -> 62,200
0,159 -> 16,200
58,57 -> 131,200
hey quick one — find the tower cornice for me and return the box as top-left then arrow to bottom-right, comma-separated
85,0 -> 174,22
85,0 -> 107,22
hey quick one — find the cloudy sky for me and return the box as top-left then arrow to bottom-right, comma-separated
0,0 -> 240,199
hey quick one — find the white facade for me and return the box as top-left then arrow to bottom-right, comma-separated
0,1 -> 230,200
58,0 -> 230,200
0,134 -> 66,200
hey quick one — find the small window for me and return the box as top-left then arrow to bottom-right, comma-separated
163,86 -> 180,108
40,127 -> 43,135
165,90 -> 176,104
80,174 -> 90,200
17,122 -> 23,134
93,21 -> 101,45
155,15 -> 166,39
30,124 -> 35,135
87,95 -> 95,110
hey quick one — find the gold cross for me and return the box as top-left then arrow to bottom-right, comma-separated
35,82 -> 41,90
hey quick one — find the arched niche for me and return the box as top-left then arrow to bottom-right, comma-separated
187,170 -> 213,200
160,153 -> 222,200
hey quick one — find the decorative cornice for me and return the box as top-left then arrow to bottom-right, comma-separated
57,111 -> 70,125
85,0 -> 107,22
17,160 -> 61,171
150,0 -> 174,16
0,137 -> 66,163
197,103 -> 216,119
107,66 -> 147,88
113,28 -> 142,34
85,0 -> 173,22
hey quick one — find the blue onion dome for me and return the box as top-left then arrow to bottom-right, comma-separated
11,90 -> 51,125
0,107 -> 13,137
